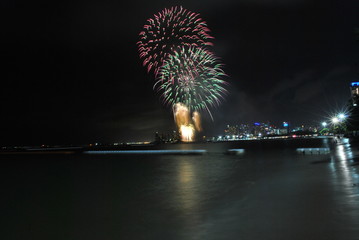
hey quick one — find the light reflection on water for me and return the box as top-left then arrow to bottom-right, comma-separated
329,138 -> 359,223
176,160 -> 198,212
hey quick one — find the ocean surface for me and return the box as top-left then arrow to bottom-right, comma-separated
1,138 -> 359,240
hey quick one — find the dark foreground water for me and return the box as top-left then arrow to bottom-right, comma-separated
1,138 -> 359,240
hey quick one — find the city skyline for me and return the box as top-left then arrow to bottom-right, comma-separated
1,0 -> 359,145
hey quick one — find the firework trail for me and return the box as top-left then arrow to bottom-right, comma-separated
137,6 -> 213,75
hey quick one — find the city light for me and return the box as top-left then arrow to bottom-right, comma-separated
338,113 -> 346,120
322,122 -> 327,127
332,117 -> 339,124
330,113 -> 347,125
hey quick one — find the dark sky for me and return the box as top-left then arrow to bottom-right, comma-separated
1,0 -> 359,145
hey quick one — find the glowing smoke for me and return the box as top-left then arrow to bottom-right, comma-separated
192,111 -> 202,132
174,103 -> 202,142
174,103 -> 190,127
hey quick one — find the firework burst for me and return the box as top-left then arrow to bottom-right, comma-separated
137,6 -> 214,75
138,6 -> 230,141
155,46 -> 228,119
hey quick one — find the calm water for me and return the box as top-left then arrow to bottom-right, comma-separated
1,138 -> 359,240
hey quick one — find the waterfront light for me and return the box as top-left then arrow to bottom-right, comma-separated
338,113 -> 346,120
322,122 -> 327,127
332,117 -> 339,124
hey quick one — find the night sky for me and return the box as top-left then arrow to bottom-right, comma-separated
1,0 -> 359,146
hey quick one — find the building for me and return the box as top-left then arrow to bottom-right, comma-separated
252,122 -> 274,137
350,82 -> 359,107
224,125 -> 239,136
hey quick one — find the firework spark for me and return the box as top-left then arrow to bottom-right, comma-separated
180,124 -> 195,142
137,6 -> 214,75
174,103 -> 196,142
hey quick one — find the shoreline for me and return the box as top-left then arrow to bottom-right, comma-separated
0,136 -> 338,155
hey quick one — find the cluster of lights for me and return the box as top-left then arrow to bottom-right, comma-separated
321,113 -> 347,127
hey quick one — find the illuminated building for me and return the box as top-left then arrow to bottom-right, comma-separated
252,122 -> 273,137
350,82 -> 359,107
238,124 -> 250,135
282,122 -> 289,135
224,125 -> 239,135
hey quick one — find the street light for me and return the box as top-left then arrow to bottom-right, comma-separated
338,113 -> 346,120
322,122 -> 327,127
332,117 -> 339,124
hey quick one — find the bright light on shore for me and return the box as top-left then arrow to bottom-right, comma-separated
332,117 -> 339,124
338,113 -> 346,120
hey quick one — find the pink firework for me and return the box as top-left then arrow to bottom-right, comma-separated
137,6 -> 214,75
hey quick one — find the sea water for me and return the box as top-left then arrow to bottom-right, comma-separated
1,139 -> 358,240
